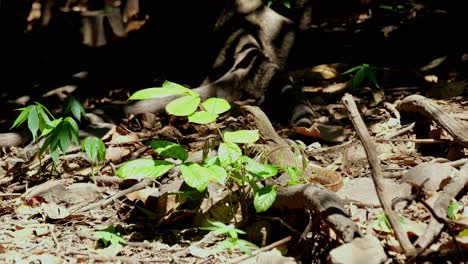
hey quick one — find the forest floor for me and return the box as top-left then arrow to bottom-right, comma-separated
1,2 -> 467,264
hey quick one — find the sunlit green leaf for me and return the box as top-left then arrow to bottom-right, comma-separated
180,163 -> 210,192
285,166 -> 302,185
206,164 -> 227,183
204,155 -> 219,166
224,130 -> 259,144
254,186 -> 276,212
11,105 -> 32,129
28,106 -> 39,140
215,240 -> 236,253
94,225 -> 127,247
166,95 -> 200,116
129,81 -> 194,100
82,136 -> 106,164
218,142 -> 242,167
116,159 -> 174,179
40,119 -> 61,137
236,239 -> 253,256
188,111 -> 218,124
150,139 -> 188,161
448,202 -> 463,220
201,98 -> 231,114
243,157 -> 279,179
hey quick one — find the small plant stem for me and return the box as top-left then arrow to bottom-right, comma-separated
199,104 -> 224,141
213,122 -> 224,142
35,143 -> 43,175
91,164 -> 97,185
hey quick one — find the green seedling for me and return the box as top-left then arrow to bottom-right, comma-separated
200,220 -> 258,256
11,102 -> 55,141
11,102 -> 80,165
343,63 -> 389,104
39,117 -> 79,164
124,80 -> 296,216
343,63 -> 381,90
82,136 -> 106,178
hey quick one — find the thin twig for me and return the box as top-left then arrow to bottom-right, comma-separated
342,93 -> 416,256
227,236 -> 292,263
72,178 -> 153,214
383,122 -> 415,140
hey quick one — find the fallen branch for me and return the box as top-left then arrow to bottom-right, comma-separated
415,162 -> 468,249
396,94 -> 468,148
342,93 -> 416,256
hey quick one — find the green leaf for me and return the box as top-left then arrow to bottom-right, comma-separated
82,136 -> 106,163
459,229 -> 468,237
285,166 -> 302,185
188,111 -> 218,124
64,96 -> 86,122
282,0 -> 291,8
201,98 -> 231,114
49,146 -> 60,164
342,65 -> 362,75
180,163 -> 210,192
236,239 -> 254,256
205,164 -> 227,183
215,240 -> 236,253
40,119 -> 61,137
64,117 -> 80,144
166,95 -> 200,116
162,80 -> 197,95
352,68 -> 367,89
224,130 -> 259,144
11,106 -> 32,129
37,107 -> 53,131
243,157 -> 279,179
254,186 -> 276,212
116,159 -> 174,179
204,155 -> 219,166
129,81 -> 194,100
28,106 -> 40,140
448,202 -> 463,220
150,140 -> 188,161
58,124 -> 71,153
218,142 -> 242,167
94,225 -> 127,247
40,121 -> 62,156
